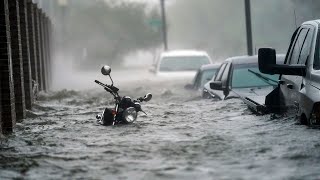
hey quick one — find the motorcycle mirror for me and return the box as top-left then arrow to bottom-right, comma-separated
143,93 -> 152,102
101,65 -> 111,76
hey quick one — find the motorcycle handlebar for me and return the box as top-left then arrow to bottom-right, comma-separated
94,80 -> 104,86
95,80 -> 119,95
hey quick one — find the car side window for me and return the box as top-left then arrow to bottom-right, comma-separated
215,63 -> 227,81
288,28 -> 309,65
193,71 -> 201,87
315,30 -> 320,70
298,28 -> 314,65
221,63 -> 231,87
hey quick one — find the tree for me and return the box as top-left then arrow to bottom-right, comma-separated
54,0 -> 162,69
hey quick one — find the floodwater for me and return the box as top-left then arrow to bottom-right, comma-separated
1,70 -> 320,180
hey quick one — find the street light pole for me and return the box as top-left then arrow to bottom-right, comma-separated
160,0 -> 168,51
245,0 -> 253,56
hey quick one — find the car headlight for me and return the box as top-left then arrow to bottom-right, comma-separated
123,107 -> 138,123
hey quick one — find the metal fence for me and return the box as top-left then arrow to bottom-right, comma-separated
0,0 -> 53,134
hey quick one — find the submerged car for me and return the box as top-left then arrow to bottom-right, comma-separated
257,19 -> 320,125
203,55 -> 285,101
185,64 -> 220,96
153,50 -> 212,80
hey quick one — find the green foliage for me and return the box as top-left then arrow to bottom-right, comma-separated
59,0 -> 162,69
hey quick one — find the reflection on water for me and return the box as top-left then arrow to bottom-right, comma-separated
1,78 -> 320,180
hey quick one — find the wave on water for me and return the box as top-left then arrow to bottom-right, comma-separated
37,89 -> 80,101
1,77 -> 320,179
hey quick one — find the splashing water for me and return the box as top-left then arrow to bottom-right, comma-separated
1,70 -> 320,180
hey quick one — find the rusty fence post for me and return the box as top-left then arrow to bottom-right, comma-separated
8,0 -> 26,121
0,0 -> 16,133
27,0 -> 38,99
19,0 -> 33,110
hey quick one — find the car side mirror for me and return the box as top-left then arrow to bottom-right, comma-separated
210,81 -> 223,90
258,48 -> 306,76
258,48 -> 277,74
143,93 -> 152,102
101,65 -> 111,76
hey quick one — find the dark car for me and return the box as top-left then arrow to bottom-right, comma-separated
203,55 -> 285,100
258,20 -> 320,125
185,64 -> 220,96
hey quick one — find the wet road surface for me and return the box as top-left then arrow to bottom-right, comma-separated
1,76 -> 320,180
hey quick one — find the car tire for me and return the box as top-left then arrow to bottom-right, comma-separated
299,113 -> 308,125
202,90 -> 211,99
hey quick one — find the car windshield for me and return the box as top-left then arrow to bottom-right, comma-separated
159,56 -> 211,72
232,64 -> 279,88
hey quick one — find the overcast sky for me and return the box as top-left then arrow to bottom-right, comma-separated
104,0 -> 176,5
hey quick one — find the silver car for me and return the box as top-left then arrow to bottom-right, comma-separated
203,55 -> 285,100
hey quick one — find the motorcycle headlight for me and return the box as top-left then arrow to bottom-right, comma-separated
123,107 -> 137,123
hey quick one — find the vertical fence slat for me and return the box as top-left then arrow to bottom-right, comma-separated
27,1 -> 38,98
44,15 -> 50,90
34,4 -> 43,92
8,0 -> 26,121
48,19 -> 55,88
19,0 -> 33,109
0,0 -> 16,133
39,11 -> 47,91
0,87 -> 1,135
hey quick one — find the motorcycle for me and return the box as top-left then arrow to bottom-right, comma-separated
95,65 -> 152,126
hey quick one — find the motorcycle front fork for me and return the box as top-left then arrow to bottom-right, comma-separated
96,104 -> 119,125
112,104 -> 119,125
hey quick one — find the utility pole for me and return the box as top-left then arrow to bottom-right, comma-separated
58,0 -> 68,51
160,0 -> 168,51
244,0 -> 253,56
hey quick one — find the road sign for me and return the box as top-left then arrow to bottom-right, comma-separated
149,19 -> 162,27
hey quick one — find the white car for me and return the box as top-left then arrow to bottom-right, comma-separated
153,50 -> 213,80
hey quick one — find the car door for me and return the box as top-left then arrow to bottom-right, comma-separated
210,63 -> 227,99
192,70 -> 201,89
221,62 -> 232,99
279,26 -> 313,110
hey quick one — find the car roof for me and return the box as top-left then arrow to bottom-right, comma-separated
303,19 -> 320,26
161,50 -> 210,57
224,54 -> 285,65
200,63 -> 221,71
225,55 -> 258,64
